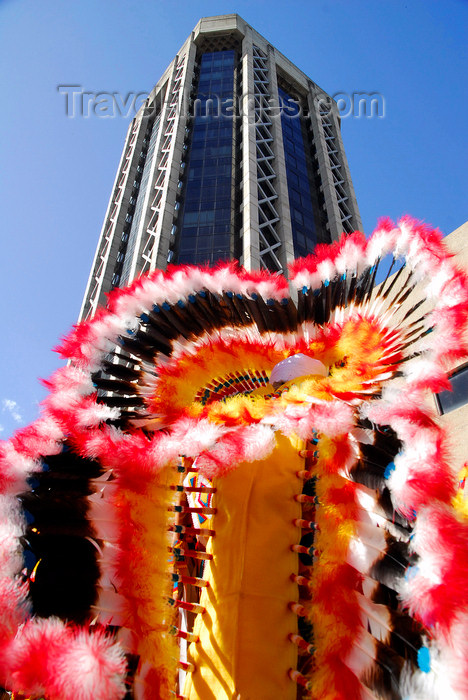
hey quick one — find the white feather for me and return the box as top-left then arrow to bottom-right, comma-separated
335,239 -> 365,276
347,519 -> 388,575
399,651 -> 459,700
0,495 -> 25,576
239,424 -> 276,462
317,259 -> 336,282
76,403 -> 121,428
87,496 -> 119,543
345,628 -> 377,676
357,593 -> 392,644
365,227 -> 399,265
92,588 -> 126,626
0,442 -> 39,493
290,269 -> 323,290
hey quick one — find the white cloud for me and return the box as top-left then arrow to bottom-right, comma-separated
2,398 -> 22,423
0,424 -> 4,433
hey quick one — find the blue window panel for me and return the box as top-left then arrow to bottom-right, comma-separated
213,233 -> 231,246
279,86 -> 317,255
183,212 -> 198,225
174,50 -> 235,265
199,210 -> 216,224
179,239 -> 196,253
198,238 -> 213,252
179,227 -> 198,238
293,208 -> 304,225
196,225 -> 214,236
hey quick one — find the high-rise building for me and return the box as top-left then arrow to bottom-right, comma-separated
79,14 -> 361,322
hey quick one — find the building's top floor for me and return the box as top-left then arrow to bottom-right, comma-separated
147,14 -> 335,113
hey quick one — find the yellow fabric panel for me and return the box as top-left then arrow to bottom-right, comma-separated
184,433 -> 304,700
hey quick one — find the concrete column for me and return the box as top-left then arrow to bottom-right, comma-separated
240,28 -> 260,271
124,84 -> 169,282
328,104 -> 362,232
154,39 -> 198,271
79,114 -> 149,320
131,60 -> 178,275
266,45 -> 295,270
306,86 -> 343,242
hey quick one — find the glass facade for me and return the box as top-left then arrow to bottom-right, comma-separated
279,87 -> 317,258
175,50 -> 235,265
79,21 -> 363,324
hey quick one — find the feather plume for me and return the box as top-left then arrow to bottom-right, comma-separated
4,617 -> 71,696
1,217 -> 467,699
195,424 -> 276,477
401,503 -> 468,630
11,416 -> 64,458
0,441 -> 39,494
0,577 -> 29,647
48,627 -> 127,700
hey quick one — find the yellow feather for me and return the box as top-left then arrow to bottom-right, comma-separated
113,466 -> 179,693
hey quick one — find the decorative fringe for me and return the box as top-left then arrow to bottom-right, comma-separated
111,469 -> 179,697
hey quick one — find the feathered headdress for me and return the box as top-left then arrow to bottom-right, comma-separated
1,217 -> 467,700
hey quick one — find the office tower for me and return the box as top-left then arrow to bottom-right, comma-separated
79,14 -> 361,322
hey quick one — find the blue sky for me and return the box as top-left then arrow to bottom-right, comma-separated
0,0 -> 467,438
